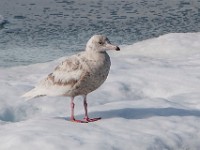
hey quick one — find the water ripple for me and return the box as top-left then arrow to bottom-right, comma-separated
0,0 -> 200,67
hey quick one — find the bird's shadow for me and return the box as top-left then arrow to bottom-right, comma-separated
56,107 -> 200,121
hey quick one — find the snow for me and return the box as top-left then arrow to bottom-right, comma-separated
0,15 -> 7,26
1,32 -> 200,149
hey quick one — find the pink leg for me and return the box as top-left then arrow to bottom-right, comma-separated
83,95 -> 101,122
70,97 -> 88,123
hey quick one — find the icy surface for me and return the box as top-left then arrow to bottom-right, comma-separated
1,33 -> 200,149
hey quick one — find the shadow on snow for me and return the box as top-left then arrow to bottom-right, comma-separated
61,107 -> 200,121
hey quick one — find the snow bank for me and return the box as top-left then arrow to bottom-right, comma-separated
117,32 -> 200,58
1,33 -> 200,150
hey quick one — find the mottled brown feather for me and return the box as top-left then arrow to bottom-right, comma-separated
47,73 -> 78,87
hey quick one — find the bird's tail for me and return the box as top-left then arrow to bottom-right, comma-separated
22,88 -> 46,101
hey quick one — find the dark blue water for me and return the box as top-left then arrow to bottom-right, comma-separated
0,0 -> 200,67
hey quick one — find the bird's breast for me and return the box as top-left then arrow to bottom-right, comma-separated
71,52 -> 111,96
88,52 -> 111,78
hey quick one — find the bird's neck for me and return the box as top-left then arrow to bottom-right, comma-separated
85,49 -> 108,61
87,49 -> 107,56
86,46 -> 106,54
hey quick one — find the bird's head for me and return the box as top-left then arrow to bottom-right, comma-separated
86,35 -> 120,53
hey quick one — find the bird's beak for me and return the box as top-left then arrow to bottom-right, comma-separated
105,43 -> 120,51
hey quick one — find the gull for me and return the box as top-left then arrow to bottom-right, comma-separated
23,35 -> 120,123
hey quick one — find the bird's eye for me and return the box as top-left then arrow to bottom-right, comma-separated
98,41 -> 103,45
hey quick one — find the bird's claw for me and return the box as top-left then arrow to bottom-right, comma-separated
84,117 -> 101,122
70,117 -> 101,123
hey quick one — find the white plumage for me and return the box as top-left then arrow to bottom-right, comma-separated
22,35 -> 120,123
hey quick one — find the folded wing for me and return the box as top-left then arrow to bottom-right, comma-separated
22,55 -> 84,100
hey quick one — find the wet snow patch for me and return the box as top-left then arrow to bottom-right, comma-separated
0,104 -> 38,123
